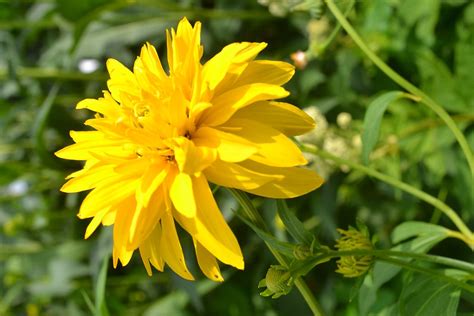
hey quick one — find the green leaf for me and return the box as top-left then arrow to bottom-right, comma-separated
73,18 -> 171,60
81,290 -> 96,315
398,0 -> 440,46
94,256 -> 109,316
276,200 -> 313,246
391,221 -> 450,244
358,228 -> 449,315
143,278 -> 223,316
415,49 -> 468,113
361,91 -> 411,164
56,0 -> 109,21
234,211 -> 296,257
399,273 -> 461,316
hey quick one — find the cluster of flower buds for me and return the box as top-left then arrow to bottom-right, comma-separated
334,226 -> 374,278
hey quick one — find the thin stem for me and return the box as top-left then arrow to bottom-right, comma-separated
0,67 -> 108,81
318,249 -> 474,273
300,144 -> 474,248
430,186 -> 448,224
309,0 -> 355,57
323,0 -> 474,180
229,189 -> 326,316
301,249 -> 474,292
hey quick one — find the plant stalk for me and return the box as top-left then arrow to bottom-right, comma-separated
229,189 -> 326,316
300,144 -> 474,248
323,0 -> 474,185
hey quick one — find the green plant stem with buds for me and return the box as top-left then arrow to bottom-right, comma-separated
323,0 -> 474,181
229,189 -> 326,316
294,249 -> 474,292
300,144 -> 474,248
319,249 -> 474,274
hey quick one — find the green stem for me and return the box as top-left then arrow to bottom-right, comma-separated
0,67 -> 108,81
323,0 -> 474,182
300,144 -> 474,248
318,249 -> 474,274
229,189 -> 326,316
33,83 -> 61,168
309,0 -> 355,57
430,186 -> 448,224
300,249 -> 474,292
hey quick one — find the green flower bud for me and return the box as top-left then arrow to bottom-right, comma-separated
258,265 -> 294,298
335,226 -> 374,278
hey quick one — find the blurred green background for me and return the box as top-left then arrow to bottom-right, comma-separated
1,0 -> 473,315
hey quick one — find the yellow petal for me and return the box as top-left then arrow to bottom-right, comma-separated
202,42 -> 267,91
102,211 -> 116,226
204,159 -> 278,191
140,42 -> 168,82
78,178 -> 138,219
128,189 -> 166,250
167,17 -> 202,82
174,175 -> 244,269
220,118 -> 307,167
194,239 -> 224,281
136,162 -> 168,208
139,223 -> 165,276
233,60 -> 295,87
160,211 -> 194,280
113,246 -> 134,269
60,163 -> 115,193
84,207 -> 110,239
76,92 -> 121,118
200,83 -> 289,127
170,172 -> 196,218
232,101 -> 315,136
192,126 -> 258,163
106,58 -> 140,103
113,157 -> 150,177
55,132 -> 128,161
238,160 -> 324,198
171,136 -> 216,175
112,197 -> 136,267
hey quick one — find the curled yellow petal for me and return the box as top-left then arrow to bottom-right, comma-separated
238,160 -> 324,198
232,101 -> 315,136
194,239 -> 224,281
219,118 -> 307,167
160,211 -> 194,280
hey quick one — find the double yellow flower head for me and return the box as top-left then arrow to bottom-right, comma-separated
56,18 -> 323,281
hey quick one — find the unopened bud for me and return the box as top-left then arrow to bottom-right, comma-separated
335,226 -> 373,278
258,265 -> 294,298
290,50 -> 308,69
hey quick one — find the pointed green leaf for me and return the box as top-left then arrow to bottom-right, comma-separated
276,200 -> 313,246
94,256 -> 109,316
234,211 -> 296,257
361,91 -> 416,164
391,221 -> 450,244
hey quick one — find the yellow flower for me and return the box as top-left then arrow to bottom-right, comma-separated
55,17 -> 323,281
